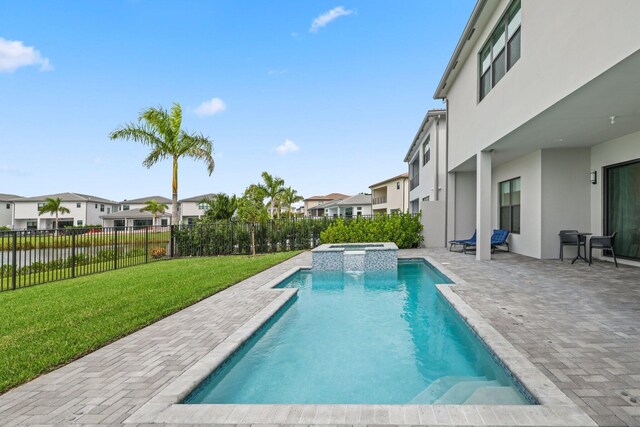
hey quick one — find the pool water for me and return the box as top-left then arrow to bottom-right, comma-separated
184,260 -> 531,405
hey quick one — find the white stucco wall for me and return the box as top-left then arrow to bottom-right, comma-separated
421,200 -> 446,248
446,0 -> 640,170
491,150 -> 542,258
452,171 -> 477,241
540,148 -> 591,259
0,203 -> 13,228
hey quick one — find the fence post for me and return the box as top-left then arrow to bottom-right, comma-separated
11,231 -> 17,290
113,227 -> 118,270
145,227 -> 149,263
169,225 -> 175,258
71,230 -> 76,278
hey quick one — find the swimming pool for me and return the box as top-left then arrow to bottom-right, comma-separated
184,260 -> 531,405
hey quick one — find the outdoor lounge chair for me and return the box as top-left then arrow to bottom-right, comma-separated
448,231 -> 476,253
450,229 -> 510,254
491,229 -> 510,252
589,232 -> 618,267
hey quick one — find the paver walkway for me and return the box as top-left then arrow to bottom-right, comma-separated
0,249 -> 638,426
404,249 -> 640,426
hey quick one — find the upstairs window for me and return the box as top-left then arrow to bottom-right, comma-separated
422,135 -> 431,165
76,203 -> 81,208
100,204 -> 105,212
5,203 -> 9,209
479,0 -> 521,101
123,204 -> 130,211
198,202 -> 209,210
409,158 -> 420,191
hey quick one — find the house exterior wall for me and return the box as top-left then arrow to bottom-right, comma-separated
408,117 -> 447,207
449,171 -> 476,241
0,203 -> 13,228
370,178 -> 409,214
180,202 -> 207,223
446,0 -> 640,170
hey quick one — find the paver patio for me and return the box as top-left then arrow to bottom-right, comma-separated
0,249 -> 638,426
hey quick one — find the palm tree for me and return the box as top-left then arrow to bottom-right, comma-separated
201,193 -> 237,222
279,187 -> 303,218
256,171 -> 286,218
109,103 -> 215,224
140,199 -> 169,226
38,197 -> 70,231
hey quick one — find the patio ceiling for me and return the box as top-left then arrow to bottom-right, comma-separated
454,48 -> 640,172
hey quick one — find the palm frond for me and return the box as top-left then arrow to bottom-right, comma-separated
142,146 -> 170,169
109,123 -> 164,148
182,132 -> 215,175
169,103 -> 183,142
140,106 -> 174,143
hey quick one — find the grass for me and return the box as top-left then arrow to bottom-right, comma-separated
0,251 -> 301,393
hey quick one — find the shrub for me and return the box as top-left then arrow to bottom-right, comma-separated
319,213 -> 422,249
150,247 -> 167,259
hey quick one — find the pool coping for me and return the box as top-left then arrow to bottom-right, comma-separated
124,255 -> 595,426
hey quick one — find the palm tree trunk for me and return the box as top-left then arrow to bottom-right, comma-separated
172,156 -> 179,225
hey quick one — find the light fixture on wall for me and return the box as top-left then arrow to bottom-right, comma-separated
610,116 -> 616,125
590,170 -> 597,185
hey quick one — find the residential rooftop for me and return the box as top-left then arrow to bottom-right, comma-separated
13,192 -> 117,204
304,193 -> 350,201
120,196 -> 172,204
369,173 -> 409,189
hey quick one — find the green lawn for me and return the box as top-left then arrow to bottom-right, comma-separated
0,251 -> 300,393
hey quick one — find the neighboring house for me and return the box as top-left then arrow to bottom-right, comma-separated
369,174 -> 409,215
0,194 -> 22,228
304,193 -> 350,217
404,109 -> 448,247
179,193 -> 218,224
433,0 -> 640,264
12,193 -> 118,230
323,193 -> 372,218
101,196 -> 172,228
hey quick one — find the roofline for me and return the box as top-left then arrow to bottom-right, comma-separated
403,109 -> 447,163
434,0 -> 488,99
368,173 -> 409,189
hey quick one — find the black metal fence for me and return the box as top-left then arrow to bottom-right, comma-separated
0,217 -> 352,291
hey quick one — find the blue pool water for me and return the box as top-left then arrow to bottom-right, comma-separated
184,260 -> 531,405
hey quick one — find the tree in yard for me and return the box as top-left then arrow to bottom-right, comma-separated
37,197 -> 70,231
256,171 -> 286,218
109,102 -> 215,225
200,193 -> 237,222
279,186 -> 304,218
140,199 -> 169,226
236,185 -> 269,256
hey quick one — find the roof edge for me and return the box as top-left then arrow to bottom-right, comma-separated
368,173 -> 409,189
403,109 -> 447,163
434,0 -> 488,99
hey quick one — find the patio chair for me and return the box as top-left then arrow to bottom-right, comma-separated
448,231 -> 476,253
589,232 -> 618,267
558,230 -> 585,261
491,229 -> 510,252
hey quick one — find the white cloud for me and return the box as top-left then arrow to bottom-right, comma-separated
194,97 -> 227,117
275,139 -> 300,155
310,6 -> 354,33
267,69 -> 287,76
0,38 -> 52,73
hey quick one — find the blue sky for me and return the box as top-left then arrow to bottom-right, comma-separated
0,1 -> 474,202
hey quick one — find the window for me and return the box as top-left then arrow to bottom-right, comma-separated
604,159 -> 640,261
423,196 -> 430,202
479,0 -> 521,101
27,220 -> 37,230
95,204 -> 98,209
114,219 -> 125,228
422,135 -> 431,165
409,158 -> 420,190
123,204 -> 130,211
396,182 -> 400,190
161,219 -> 168,226
37,202 -> 44,209
77,220 -> 83,226
107,208 -> 111,214
5,203 -> 9,209
76,203 -> 81,208
197,202 -> 208,210
499,177 -> 521,234
100,204 -> 104,212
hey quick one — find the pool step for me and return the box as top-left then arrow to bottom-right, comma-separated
434,380 -> 500,404
409,376 -> 486,404
463,386 -> 528,405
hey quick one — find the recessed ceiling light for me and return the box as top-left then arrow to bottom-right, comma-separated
610,116 -> 616,125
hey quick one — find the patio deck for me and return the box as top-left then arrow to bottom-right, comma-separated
0,249 -> 638,426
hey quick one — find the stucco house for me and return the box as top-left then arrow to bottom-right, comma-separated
304,193 -> 350,217
101,196 -> 172,228
12,193 -> 118,230
179,193 -> 218,224
0,194 -> 22,228
404,109 -> 448,247
432,0 -> 640,265
323,193 -> 373,218
369,173 -> 409,215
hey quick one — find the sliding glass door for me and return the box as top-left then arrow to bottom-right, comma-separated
605,159 -> 640,261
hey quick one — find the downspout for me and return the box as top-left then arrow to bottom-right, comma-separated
444,99 -> 450,246
434,116 -> 440,202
